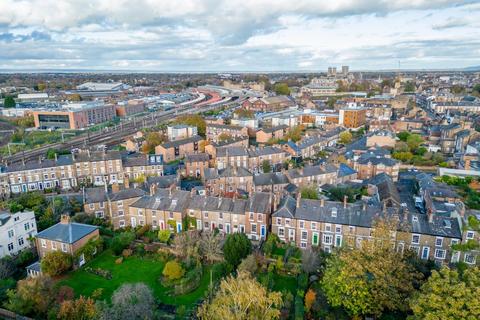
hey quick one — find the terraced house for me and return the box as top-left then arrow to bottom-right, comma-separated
186,192 -> 271,240
272,196 -> 463,264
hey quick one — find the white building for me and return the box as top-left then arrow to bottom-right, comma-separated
167,125 -> 198,141
0,210 -> 37,258
231,118 -> 259,129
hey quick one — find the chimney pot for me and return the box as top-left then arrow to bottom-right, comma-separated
296,192 -> 302,207
60,214 -> 71,224
343,195 -> 348,209
320,198 -> 325,207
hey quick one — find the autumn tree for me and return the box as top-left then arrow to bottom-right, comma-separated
41,251 -> 73,276
234,109 -> 254,119
304,289 -> 316,313
238,254 -> 258,275
218,132 -> 232,142
141,132 -> 165,154
300,185 -> 319,200
321,218 -> 420,318
301,248 -> 320,274
176,114 -> 206,136
197,271 -> 283,320
57,296 -> 98,320
102,283 -> 155,320
285,125 -> 303,142
406,134 -> 423,151
339,131 -> 353,144
6,275 -> 56,318
409,267 -> 480,320
223,233 -> 252,269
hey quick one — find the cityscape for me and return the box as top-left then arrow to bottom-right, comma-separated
0,1 -> 479,320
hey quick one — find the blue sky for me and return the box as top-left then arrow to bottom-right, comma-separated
0,0 -> 479,71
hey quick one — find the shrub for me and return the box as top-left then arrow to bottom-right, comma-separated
85,267 -> 112,280
135,243 -> 146,255
40,251 -> 72,276
115,257 -> 123,264
16,249 -> 36,267
158,230 -> 171,243
122,249 -> 132,258
223,233 -> 252,269
135,225 -> 151,238
110,232 -> 135,255
162,260 -> 185,281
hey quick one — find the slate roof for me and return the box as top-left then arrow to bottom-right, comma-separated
36,222 -> 98,244
6,154 -> 74,172
287,164 -> 337,179
204,166 -> 252,180
217,146 -> 249,157
259,125 -> 289,133
185,153 -> 210,163
84,187 -> 147,203
366,173 -> 401,205
356,152 -> 398,166
338,163 -> 357,178
130,189 -> 191,212
248,146 -> 285,157
146,174 -> 179,189
74,151 -> 122,162
253,172 -> 290,186
187,192 -> 270,214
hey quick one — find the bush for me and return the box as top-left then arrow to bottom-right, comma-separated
40,251 -> 72,276
115,257 -> 123,264
162,260 -> 185,281
110,231 -> 135,255
85,267 -> 112,280
122,249 -> 133,258
223,233 -> 252,269
16,249 -> 36,267
158,230 -> 172,243
135,225 -> 151,238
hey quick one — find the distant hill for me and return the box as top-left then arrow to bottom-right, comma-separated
464,65 -> 480,71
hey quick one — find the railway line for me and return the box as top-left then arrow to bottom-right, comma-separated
1,92 -> 243,165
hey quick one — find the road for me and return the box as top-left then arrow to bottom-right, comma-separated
2,94 -> 243,165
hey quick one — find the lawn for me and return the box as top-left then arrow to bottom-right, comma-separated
58,250 -> 220,311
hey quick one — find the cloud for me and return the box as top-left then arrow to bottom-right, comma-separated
0,0 -> 479,70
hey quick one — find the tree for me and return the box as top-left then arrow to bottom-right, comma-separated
173,230 -> 201,265
162,260 -> 185,281
321,218 -> 420,318
218,132 -> 232,142
141,132 -> 165,154
404,81 -> 416,92
238,254 -> 258,275
300,185 -> 319,200
57,296 -> 98,320
110,231 -> 135,255
3,96 -> 16,108
0,257 -> 16,280
40,251 -> 73,276
102,283 -> 155,320
176,114 -> 206,136
409,267 -> 480,320
158,230 -> 171,243
301,248 -> 320,274
392,151 -> 414,162
234,109 -> 254,119
473,83 -> 480,96
223,233 -> 252,269
274,83 -> 290,95
394,141 -> 409,152
339,131 -> 353,144
6,275 -> 55,318
285,125 -> 303,142
198,271 -> 283,320
304,289 -> 316,313
262,160 -> 272,173
199,231 -> 222,263
397,131 -> 410,142
406,134 -> 423,151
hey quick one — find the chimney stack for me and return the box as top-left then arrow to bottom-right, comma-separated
320,198 -> 325,207
124,176 -> 130,189
296,192 -> 302,208
362,202 -> 367,211
150,183 -> 157,196
111,183 -> 120,193
60,214 -> 71,224
343,195 -> 348,209
54,153 -> 58,162
383,201 -> 387,213
427,208 -> 434,223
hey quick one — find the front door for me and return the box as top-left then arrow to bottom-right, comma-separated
131,217 -> 137,228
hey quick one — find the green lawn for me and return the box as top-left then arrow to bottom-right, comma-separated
58,250 -> 219,309
271,273 -> 297,295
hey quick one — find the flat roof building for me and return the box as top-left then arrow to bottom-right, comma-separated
32,101 -> 116,129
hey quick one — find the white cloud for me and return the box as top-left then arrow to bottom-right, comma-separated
0,0 -> 479,70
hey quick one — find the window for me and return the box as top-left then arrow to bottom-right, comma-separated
451,239 -> 459,246
99,202 -> 105,208
301,231 -> 308,241
62,243 -> 68,253
464,254 -> 476,265
169,212 -> 173,219
300,242 -> 307,248
466,231 -> 475,240
435,237 -> 443,247
251,224 -> 257,234
118,210 -> 124,216
299,220 -> 305,229
434,249 -> 446,260
18,237 -> 24,246
117,200 -> 123,207
119,220 -> 125,228
219,212 -> 223,220
8,229 -> 14,238
24,223 -> 30,231
152,210 -> 156,217
204,221 -> 210,229
249,213 -> 254,221
335,225 -> 342,233
258,213 -> 263,222
323,234 -> 333,245
285,219 -> 291,226
349,226 -> 355,233
278,227 -> 285,237
51,241 -> 57,250
7,243 -> 14,251
89,203 -> 94,210
276,218 -> 282,225
411,234 -> 420,244
325,224 -> 332,232
204,211 -> 209,218
421,246 -> 430,259
41,239 -> 47,248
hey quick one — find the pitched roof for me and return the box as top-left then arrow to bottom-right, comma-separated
37,222 -> 98,244
253,172 -> 289,186
160,135 -> 203,149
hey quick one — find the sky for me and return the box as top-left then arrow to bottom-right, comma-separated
0,0 -> 480,72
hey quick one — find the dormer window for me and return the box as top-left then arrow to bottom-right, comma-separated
331,207 -> 337,217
